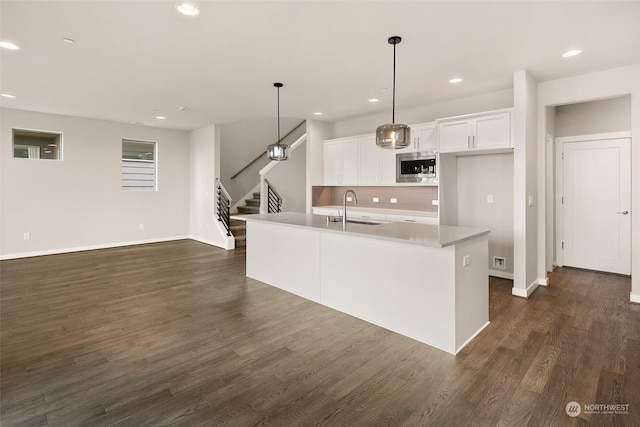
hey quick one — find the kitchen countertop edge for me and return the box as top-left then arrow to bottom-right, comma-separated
232,212 -> 489,248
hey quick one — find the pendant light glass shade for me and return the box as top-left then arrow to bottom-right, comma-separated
267,142 -> 288,161
376,123 -> 411,149
376,36 -> 410,149
267,82 -> 289,161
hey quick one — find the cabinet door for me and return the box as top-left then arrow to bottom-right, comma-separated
474,112 -> 511,150
323,141 -> 343,185
438,119 -> 472,153
380,148 -> 398,185
414,122 -> 438,151
358,135 -> 381,185
341,138 -> 359,185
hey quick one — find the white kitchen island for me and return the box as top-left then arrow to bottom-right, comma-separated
234,212 -> 490,355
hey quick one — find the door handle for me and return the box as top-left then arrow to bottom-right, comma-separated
616,210 -> 629,215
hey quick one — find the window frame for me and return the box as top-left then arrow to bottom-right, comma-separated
12,128 -> 64,160
121,138 -> 158,191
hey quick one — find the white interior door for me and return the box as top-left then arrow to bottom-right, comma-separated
561,137 -> 631,275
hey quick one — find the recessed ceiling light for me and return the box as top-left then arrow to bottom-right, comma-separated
0,41 -> 20,50
562,49 -> 582,58
62,38 -> 75,44
176,2 -> 200,16
156,115 -> 166,120
369,98 -> 379,103
1,93 -> 16,98
449,77 -> 463,84
178,106 -> 188,111
313,112 -> 323,116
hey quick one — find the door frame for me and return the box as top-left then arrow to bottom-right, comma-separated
555,131 -> 631,269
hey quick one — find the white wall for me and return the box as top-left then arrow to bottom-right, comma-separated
306,119 -> 333,212
220,117 -> 304,203
332,89 -> 514,138
0,108 -> 190,259
513,70 -> 539,297
555,96 -> 631,137
262,143 -> 307,213
189,124 -> 231,248
457,154 -> 514,276
537,64 -> 640,303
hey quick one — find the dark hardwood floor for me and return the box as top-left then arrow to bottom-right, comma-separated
1,240 -> 638,426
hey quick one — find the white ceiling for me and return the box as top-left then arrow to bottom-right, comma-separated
1,1 -> 639,131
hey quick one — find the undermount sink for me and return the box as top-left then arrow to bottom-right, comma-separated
346,219 -> 389,225
327,216 -> 389,226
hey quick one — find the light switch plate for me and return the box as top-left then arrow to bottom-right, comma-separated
373,197 -> 379,203
390,198 -> 397,204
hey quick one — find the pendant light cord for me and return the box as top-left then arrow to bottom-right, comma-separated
392,41 -> 396,124
277,85 -> 281,142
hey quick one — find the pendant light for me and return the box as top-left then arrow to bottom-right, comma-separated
376,36 -> 410,149
267,82 -> 289,161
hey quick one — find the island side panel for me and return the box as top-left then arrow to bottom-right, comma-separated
246,221 -> 321,302
320,232 -> 457,354
454,235 -> 490,352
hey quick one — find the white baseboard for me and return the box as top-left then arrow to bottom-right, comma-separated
0,236 -> 190,260
512,279 -> 539,298
455,321 -> 491,354
537,276 -> 550,287
489,270 -> 514,280
188,235 -> 234,250
631,293 -> 640,304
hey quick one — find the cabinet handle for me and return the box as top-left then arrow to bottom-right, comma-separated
467,136 -> 471,149
473,135 -> 476,148
404,219 -> 416,223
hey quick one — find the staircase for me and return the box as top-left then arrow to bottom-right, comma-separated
236,192 -> 261,214
230,219 -> 247,247
232,192 -> 260,248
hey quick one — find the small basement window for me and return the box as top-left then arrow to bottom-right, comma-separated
122,139 -> 156,190
13,129 -> 62,160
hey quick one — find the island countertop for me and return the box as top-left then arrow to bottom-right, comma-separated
233,212 -> 489,248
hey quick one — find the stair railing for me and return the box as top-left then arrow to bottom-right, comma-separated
265,179 -> 282,213
230,120 -> 306,180
216,178 -> 232,236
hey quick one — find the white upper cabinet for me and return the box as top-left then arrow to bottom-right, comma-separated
408,122 -> 438,152
357,135 -> 381,185
322,136 -> 363,185
323,139 -> 345,185
342,138 -> 359,184
438,110 -> 512,154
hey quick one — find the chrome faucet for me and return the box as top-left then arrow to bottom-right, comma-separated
342,189 -> 358,226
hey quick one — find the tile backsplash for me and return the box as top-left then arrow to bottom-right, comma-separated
312,186 -> 438,212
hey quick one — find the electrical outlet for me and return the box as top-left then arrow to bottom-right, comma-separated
432,200 -> 439,206
390,198 -> 397,204
346,196 -> 353,202
23,232 -> 31,240
528,195 -> 534,207
487,194 -> 494,204
373,197 -> 379,203
463,255 -> 471,267
493,256 -> 506,270
139,224 -> 144,230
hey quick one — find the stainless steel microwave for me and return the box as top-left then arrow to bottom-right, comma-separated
396,151 -> 437,183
